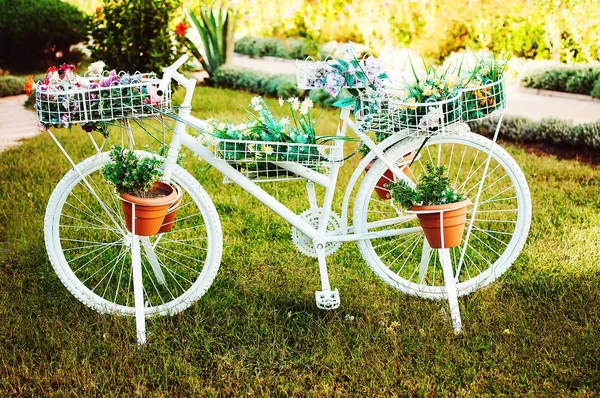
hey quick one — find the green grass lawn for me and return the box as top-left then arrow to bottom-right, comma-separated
0,87 -> 599,396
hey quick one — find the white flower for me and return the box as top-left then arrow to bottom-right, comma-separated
250,96 -> 263,111
418,106 -> 443,128
300,104 -> 309,115
278,97 -> 284,107
302,98 -> 313,109
344,314 -> 355,322
479,67 -> 489,76
217,122 -> 226,130
88,61 -> 106,75
281,117 -> 290,126
291,98 -> 300,112
47,71 -> 60,86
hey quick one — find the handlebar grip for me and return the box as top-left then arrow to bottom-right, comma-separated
165,54 -> 189,72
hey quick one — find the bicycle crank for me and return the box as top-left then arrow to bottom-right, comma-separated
291,208 -> 342,258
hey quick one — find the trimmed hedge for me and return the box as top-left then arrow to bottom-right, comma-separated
212,65 -> 335,107
234,36 -> 319,60
0,76 -> 27,98
521,65 -> 600,98
469,116 -> 600,150
0,0 -> 88,73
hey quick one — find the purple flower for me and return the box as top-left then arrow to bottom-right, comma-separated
100,70 -> 119,87
325,74 -> 343,97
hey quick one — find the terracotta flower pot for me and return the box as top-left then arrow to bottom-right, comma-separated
411,198 -> 472,249
363,152 -> 415,200
120,181 -> 177,236
157,186 -> 182,234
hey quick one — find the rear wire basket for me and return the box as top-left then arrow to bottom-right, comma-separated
355,79 -> 506,135
211,138 -> 343,183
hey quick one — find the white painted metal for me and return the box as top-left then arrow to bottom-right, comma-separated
130,207 -> 146,345
353,133 -> 531,300
43,54 -> 531,339
439,248 -> 462,334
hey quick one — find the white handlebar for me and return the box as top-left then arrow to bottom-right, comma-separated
164,54 -> 189,73
158,54 -> 191,95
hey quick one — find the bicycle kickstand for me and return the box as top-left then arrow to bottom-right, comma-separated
313,239 -> 340,310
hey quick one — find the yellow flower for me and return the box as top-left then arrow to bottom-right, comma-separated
401,97 -> 417,110
480,67 -> 489,76
445,74 -> 459,87
263,145 -> 274,156
423,86 -> 433,96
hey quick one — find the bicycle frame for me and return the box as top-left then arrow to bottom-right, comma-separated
160,71 -> 420,248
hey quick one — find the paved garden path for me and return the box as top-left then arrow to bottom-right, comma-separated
0,56 -> 599,153
0,95 -> 38,152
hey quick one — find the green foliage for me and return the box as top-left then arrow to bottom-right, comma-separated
0,0 -> 87,73
521,65 -> 600,96
89,0 -> 180,72
591,79 -> 600,99
0,76 -> 27,98
185,5 -> 236,77
234,0 -> 600,63
469,117 -> 600,150
386,162 -> 465,208
212,66 -> 301,100
234,36 -> 319,60
101,145 -> 164,196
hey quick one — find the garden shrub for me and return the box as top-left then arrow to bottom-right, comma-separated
0,0 -> 88,73
234,36 -> 319,60
591,79 -> 600,99
212,65 -> 333,107
212,66 -> 301,99
89,0 -> 181,73
521,66 -> 600,96
469,116 -> 600,150
0,76 -> 27,98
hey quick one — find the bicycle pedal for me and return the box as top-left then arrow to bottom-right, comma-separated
315,289 -> 340,310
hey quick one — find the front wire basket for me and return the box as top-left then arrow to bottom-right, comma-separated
35,73 -> 172,127
210,138 -> 343,183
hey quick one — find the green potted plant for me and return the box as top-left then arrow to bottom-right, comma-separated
386,161 -> 471,248
102,145 -> 177,236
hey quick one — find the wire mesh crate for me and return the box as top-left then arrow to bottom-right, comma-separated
296,56 -> 378,90
356,93 -> 461,136
35,73 -> 171,128
212,138 -> 343,182
460,79 -> 506,122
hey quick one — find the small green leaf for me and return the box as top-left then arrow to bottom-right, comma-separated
332,97 -> 355,108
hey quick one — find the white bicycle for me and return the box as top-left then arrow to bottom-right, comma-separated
41,55 -> 531,343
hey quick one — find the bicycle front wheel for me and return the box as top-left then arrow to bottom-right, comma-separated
45,151 -> 223,316
353,131 -> 531,299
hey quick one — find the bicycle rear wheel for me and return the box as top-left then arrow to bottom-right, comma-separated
353,131 -> 531,299
45,150 -> 223,316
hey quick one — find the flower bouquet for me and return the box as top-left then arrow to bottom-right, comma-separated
382,60 -> 465,131
201,96 -> 338,180
459,55 -> 507,122
33,61 -> 169,135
